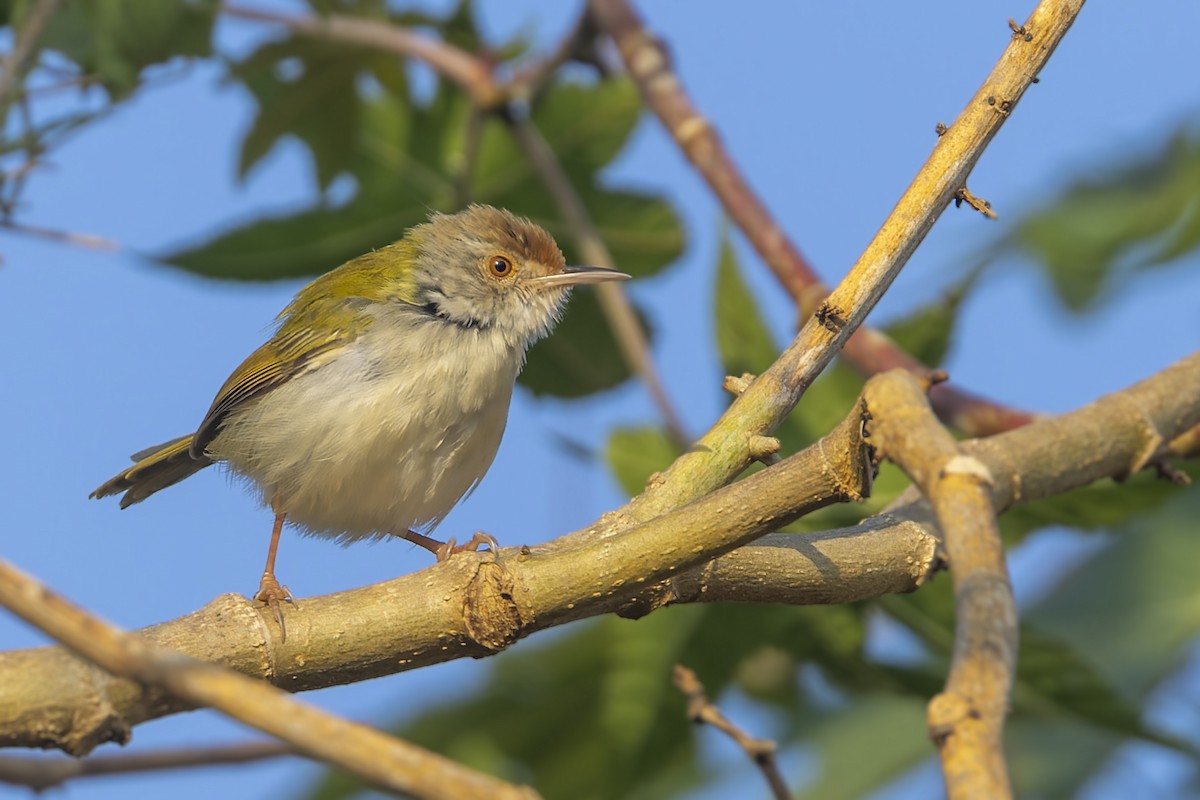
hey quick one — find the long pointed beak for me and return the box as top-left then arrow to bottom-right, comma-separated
533,264 -> 631,289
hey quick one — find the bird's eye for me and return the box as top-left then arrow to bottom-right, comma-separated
486,255 -> 515,279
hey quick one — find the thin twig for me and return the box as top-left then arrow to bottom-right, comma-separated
672,665 -> 790,800
864,371 -> 1016,799
0,742 -> 298,792
0,560 -> 540,800
506,109 -> 690,446
220,3 -> 502,107
0,219 -> 120,250
586,0 -> 1036,437
510,8 -> 604,104
0,0 -> 63,125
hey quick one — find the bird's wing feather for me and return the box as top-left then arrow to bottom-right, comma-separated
190,310 -> 370,457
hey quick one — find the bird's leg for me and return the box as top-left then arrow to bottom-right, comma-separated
254,508 -> 294,639
398,529 -> 498,562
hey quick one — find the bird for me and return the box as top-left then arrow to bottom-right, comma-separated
92,204 -> 629,633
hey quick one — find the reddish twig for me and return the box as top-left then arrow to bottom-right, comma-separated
672,665 -> 790,800
0,741 -> 297,791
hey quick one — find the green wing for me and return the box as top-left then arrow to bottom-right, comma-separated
190,301 -> 374,458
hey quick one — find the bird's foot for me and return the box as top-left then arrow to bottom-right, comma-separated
253,571 -> 295,641
435,531 -> 499,563
399,529 -> 498,562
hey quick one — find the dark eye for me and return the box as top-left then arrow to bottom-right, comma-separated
487,255 -> 514,279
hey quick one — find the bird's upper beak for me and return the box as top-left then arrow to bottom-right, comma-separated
533,264 -> 631,289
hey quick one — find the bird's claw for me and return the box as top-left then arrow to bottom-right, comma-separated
435,531 -> 499,562
254,572 -> 295,641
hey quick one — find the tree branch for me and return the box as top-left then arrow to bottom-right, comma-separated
3,349 -> 1197,755
587,0 -> 1053,436
605,0 -> 1086,526
0,561 -> 540,800
0,742 -> 297,792
220,3 -> 502,107
865,372 -> 1015,799
673,664 -> 790,800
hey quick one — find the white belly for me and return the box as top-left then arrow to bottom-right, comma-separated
209,324 -> 518,542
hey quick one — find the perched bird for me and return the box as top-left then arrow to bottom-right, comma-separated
92,205 -> 629,631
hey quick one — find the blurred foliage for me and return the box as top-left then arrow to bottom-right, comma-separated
3,1 -> 1200,798
1012,132 -> 1200,311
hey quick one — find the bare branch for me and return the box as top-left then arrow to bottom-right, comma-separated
0,561 -> 540,800
587,0 -> 1041,436
3,349 -> 1197,754
604,0 -> 1086,524
673,665 -> 790,800
0,742 -> 297,792
865,372 -> 1015,799
220,4 -> 502,107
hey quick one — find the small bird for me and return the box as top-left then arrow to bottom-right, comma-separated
92,205 -> 629,631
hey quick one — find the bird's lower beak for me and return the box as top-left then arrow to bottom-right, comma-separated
533,264 -> 631,289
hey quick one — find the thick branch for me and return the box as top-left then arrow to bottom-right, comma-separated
0,405 -> 872,754
865,372 -> 1015,799
607,0 -> 1084,526
0,561 -> 539,800
3,350 -> 1198,754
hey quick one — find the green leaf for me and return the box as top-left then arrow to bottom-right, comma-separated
795,694 -> 932,800
998,461 -> 1200,543
305,610 -> 711,800
233,37 -> 373,188
883,265 -> 981,368
1015,134 -> 1200,311
520,291 -> 652,398
27,0 -> 216,98
162,74 -> 680,398
714,233 -> 778,378
605,426 -> 680,497
1028,482 -> 1200,698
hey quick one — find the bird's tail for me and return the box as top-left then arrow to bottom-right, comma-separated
91,434 -> 214,508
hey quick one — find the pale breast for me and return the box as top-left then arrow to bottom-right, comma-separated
209,320 -> 521,541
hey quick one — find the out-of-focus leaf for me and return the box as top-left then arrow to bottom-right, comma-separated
794,694 -> 932,800
998,461 -> 1200,543
1015,628 -> 1195,755
24,0 -> 216,98
520,291 -> 652,398
606,426 -> 678,496
234,38 -> 373,188
714,233 -> 778,378
1015,134 -> 1200,311
306,610 -> 711,800
883,264 -> 982,368
162,73 -> 679,398
1029,483 -> 1200,698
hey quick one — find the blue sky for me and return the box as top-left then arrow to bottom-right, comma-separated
2,2 -> 1199,798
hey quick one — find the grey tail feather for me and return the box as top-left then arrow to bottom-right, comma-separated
91,433 -> 214,508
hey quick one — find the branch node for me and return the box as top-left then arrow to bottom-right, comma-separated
1153,460 -> 1191,486
722,373 -> 755,396
1008,18 -> 1033,41
985,95 -> 1013,117
935,121 -> 948,137
815,300 -> 846,333
940,454 -> 995,487
954,187 -> 998,219
748,435 -> 781,465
